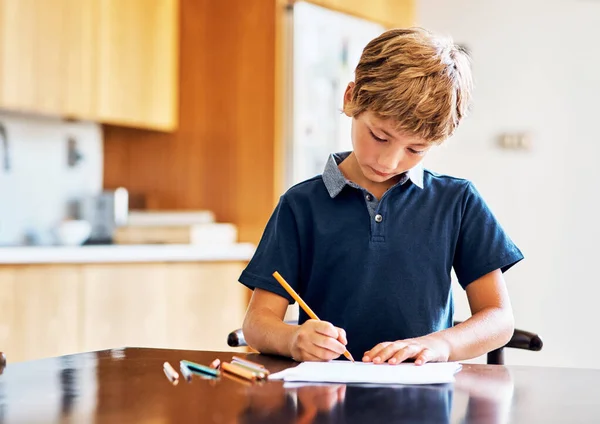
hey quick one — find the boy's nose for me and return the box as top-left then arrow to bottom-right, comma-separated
377,150 -> 403,171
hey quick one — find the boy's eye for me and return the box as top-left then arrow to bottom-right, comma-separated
407,148 -> 427,155
369,131 -> 387,143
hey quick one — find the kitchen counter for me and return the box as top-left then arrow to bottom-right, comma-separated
0,243 -> 255,264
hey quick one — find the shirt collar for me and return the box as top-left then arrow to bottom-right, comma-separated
322,151 -> 424,198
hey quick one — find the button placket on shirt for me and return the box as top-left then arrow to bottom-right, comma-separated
362,190 -> 379,222
371,198 -> 387,242
370,177 -> 408,242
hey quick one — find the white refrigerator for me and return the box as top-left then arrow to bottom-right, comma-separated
284,2 -> 384,189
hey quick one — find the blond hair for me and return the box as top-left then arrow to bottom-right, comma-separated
344,27 -> 473,144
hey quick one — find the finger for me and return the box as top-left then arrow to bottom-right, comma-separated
389,344 -> 423,364
298,339 -> 342,361
363,342 -> 392,362
312,333 -> 347,355
299,334 -> 343,360
415,348 -> 436,365
313,321 -> 339,338
309,345 -> 342,361
337,328 -> 348,345
299,350 -> 327,362
372,342 -> 407,364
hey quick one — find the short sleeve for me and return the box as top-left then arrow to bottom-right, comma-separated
453,182 -> 524,289
238,195 -> 299,303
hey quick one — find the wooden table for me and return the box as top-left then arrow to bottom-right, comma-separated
0,348 -> 598,423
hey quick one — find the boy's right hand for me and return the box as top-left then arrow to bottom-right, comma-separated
289,319 -> 348,362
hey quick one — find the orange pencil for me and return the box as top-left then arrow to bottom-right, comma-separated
272,271 -> 355,362
221,361 -> 261,380
221,370 -> 253,387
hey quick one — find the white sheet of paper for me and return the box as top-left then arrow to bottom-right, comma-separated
269,361 -> 462,385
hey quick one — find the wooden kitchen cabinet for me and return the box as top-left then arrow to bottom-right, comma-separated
0,0 -> 97,117
164,263 -> 248,351
0,0 -> 178,131
79,263 -> 171,353
303,0 -> 414,27
79,262 -> 247,353
0,265 -> 81,362
95,0 -> 179,131
0,0 -> 69,114
0,261 -> 248,363
63,0 -> 98,118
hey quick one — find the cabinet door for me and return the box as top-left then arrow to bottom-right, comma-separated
0,268 -> 17,360
63,0 -> 98,118
79,262 -> 249,353
0,0 -> 97,118
95,0 -> 179,131
80,263 -> 169,352
0,265 -> 81,363
0,0 -> 68,114
164,262 -> 250,351
304,0 -> 414,27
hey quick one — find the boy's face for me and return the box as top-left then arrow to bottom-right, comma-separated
347,110 -> 431,184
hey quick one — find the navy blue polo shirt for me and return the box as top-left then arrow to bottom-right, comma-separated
239,152 -> 523,359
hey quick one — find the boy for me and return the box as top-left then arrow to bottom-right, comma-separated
239,28 -> 522,365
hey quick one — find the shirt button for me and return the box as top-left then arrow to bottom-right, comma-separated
375,214 -> 383,223
366,194 -> 373,201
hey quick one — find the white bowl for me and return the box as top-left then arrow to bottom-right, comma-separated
54,220 -> 92,246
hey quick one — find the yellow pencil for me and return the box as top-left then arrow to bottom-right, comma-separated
272,271 -> 355,362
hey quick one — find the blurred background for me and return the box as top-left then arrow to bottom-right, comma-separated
0,0 -> 598,370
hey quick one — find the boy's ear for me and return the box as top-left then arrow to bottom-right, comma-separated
342,82 -> 355,117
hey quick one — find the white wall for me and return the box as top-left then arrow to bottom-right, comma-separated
418,0 -> 600,368
0,111 -> 103,246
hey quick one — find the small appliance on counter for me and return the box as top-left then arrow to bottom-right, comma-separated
79,187 -> 129,244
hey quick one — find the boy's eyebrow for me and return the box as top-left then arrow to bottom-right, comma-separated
372,125 -> 397,139
379,128 -> 394,139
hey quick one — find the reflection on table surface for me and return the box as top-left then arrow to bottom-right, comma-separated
1,348 -> 599,423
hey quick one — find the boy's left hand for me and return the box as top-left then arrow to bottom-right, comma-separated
363,335 -> 450,365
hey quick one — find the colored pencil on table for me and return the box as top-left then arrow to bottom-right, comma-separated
232,356 -> 270,375
180,359 -> 220,377
221,361 -> 261,380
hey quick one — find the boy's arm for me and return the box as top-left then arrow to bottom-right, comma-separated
242,288 -> 296,357
434,268 -> 515,361
364,269 -> 514,364
243,288 -> 348,361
